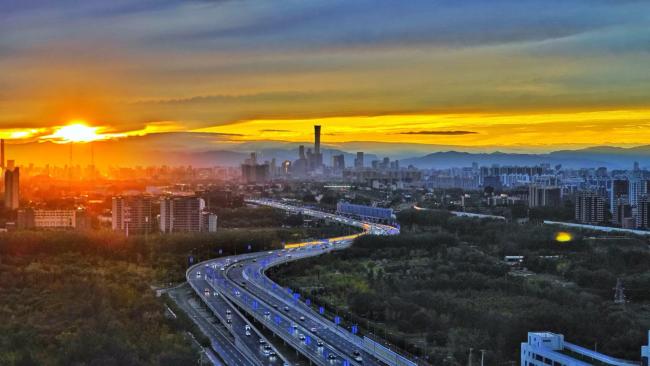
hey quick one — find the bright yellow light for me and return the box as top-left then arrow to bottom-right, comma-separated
555,232 -> 573,242
49,122 -> 103,143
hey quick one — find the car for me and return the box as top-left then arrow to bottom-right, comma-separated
268,351 -> 277,360
196,271 -> 201,278
204,288 -> 210,296
283,306 -> 290,312
292,323 -> 298,329
273,304 -> 279,309
245,324 -> 251,331
245,330 -> 251,336
252,259 -> 256,262
317,340 -> 324,348
310,327 -> 318,333
259,339 -> 265,344
328,354 -> 337,360
220,267 -> 225,271
354,355 -> 363,362
264,311 -> 271,317
226,319 -> 232,324
226,309 -> 231,315
299,334 -> 305,341
299,316 -> 305,321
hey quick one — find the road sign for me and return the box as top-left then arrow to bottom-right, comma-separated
319,306 -> 324,315
334,316 -> 341,325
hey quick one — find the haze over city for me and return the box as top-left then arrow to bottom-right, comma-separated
2,1 -> 650,366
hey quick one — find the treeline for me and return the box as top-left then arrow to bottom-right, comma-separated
0,222 -> 351,366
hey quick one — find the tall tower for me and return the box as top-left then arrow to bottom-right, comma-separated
314,125 -> 321,155
313,125 -> 322,169
1,139 -> 5,170
4,167 -> 19,210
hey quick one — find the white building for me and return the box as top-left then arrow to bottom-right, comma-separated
522,331 -> 649,366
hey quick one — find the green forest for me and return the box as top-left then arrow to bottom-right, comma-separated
0,208 -> 350,366
270,208 -> 650,365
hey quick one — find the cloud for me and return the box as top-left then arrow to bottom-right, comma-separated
399,130 -> 477,135
260,129 -> 292,133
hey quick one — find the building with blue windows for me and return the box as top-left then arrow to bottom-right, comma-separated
336,201 -> 394,221
521,331 -> 649,366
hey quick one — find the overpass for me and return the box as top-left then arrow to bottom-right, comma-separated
186,199 -> 418,366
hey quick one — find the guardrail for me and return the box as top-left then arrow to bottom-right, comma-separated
210,270 -> 335,366
185,265 -> 262,366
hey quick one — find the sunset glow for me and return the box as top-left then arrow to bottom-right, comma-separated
48,123 -> 104,143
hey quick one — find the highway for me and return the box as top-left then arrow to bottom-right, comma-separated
187,199 -> 414,366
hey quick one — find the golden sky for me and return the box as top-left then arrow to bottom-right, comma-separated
2,1 -> 650,157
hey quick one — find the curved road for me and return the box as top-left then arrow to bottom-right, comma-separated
187,199 -> 410,366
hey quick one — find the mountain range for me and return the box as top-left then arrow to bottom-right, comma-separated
5,132 -> 648,169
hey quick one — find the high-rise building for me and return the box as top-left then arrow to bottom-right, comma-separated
1,139 -> 5,170
528,185 -> 561,208
637,196 -> 650,229
160,196 -> 215,233
354,152 -> 364,169
112,196 -> 153,235
629,177 -> 647,208
575,191 -> 605,224
614,199 -> 633,227
314,125 -> 321,155
241,152 -> 269,183
332,154 -> 345,172
4,167 -> 19,210
610,179 -> 629,214
310,125 -> 323,170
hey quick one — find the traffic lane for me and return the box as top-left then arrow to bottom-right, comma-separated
168,284 -> 248,366
241,249 -> 381,366
190,270 -> 286,366
219,264 -> 354,366
222,278 -> 351,366
225,259 -> 374,366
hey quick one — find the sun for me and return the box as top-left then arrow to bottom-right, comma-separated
50,122 -> 103,143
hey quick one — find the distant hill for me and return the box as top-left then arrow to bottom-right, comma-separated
402,146 -> 650,169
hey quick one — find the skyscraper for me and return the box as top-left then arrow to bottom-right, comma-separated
354,152 -> 364,169
312,125 -> 323,170
575,191 -> 605,224
314,125 -> 321,156
112,196 -> 153,235
1,139 -> 5,170
637,196 -> 650,229
4,167 -> 19,210
160,196 -> 206,233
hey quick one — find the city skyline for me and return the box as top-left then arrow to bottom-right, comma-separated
2,1 -> 650,157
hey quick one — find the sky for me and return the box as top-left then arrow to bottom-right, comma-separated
2,0 -> 650,163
